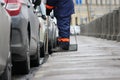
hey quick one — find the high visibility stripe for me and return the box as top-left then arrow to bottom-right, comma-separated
46,4 -> 54,9
58,38 -> 70,42
58,38 -> 61,42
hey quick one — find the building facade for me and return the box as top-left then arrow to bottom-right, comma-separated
71,0 -> 120,25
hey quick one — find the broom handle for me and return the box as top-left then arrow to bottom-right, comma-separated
45,16 -> 50,54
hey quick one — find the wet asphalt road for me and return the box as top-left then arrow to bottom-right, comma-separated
13,36 -> 120,80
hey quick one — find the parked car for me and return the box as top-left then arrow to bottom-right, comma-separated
35,7 -> 47,58
48,16 -> 58,54
36,4 -> 57,56
3,0 -> 41,74
0,2 -> 11,80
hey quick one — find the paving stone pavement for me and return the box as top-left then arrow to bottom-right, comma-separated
13,36 -> 120,80
32,36 -> 120,80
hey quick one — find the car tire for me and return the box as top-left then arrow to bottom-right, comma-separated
48,44 -> 52,54
31,29 -> 40,67
48,27 -> 57,54
48,27 -> 53,54
12,37 -> 30,74
23,52 -> 30,74
53,28 -> 57,48
40,43 -> 45,58
21,36 -> 30,74
48,39 -> 54,54
31,45 -> 40,67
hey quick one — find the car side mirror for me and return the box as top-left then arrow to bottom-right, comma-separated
27,5 -> 30,8
0,2 -> 5,6
1,3 -> 4,6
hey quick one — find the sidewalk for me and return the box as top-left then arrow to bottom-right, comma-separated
33,36 -> 120,80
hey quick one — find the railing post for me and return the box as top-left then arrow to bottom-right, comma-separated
111,9 -> 119,40
117,7 -> 120,41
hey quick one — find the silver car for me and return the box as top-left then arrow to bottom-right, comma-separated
48,16 -> 58,54
36,5 -> 58,56
37,13 -> 47,58
0,2 -> 11,80
3,0 -> 40,74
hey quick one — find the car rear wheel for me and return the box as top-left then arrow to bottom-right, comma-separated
48,29 -> 53,54
48,27 -> 57,54
20,36 -> 30,74
23,52 -> 30,74
12,37 -> 30,74
40,43 -> 45,58
53,28 -> 57,48
31,29 -> 40,67
31,45 -> 40,67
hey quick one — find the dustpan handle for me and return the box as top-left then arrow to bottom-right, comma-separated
73,27 -> 78,45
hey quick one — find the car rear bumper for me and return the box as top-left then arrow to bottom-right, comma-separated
11,14 -> 28,62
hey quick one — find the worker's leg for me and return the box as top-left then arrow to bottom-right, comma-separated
56,16 -> 71,50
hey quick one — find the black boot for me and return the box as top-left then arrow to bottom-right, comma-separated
60,42 -> 69,50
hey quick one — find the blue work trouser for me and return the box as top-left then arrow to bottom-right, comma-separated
56,16 -> 71,47
56,16 -> 71,38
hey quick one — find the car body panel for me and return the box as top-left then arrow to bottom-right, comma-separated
10,3 -> 30,61
27,2 -> 40,55
0,4 -> 11,75
36,4 -> 58,54
38,16 -> 46,44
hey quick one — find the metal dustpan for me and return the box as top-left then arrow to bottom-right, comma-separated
52,44 -> 78,52
69,44 -> 78,51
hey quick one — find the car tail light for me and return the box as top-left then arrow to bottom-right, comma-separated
6,3 -> 21,16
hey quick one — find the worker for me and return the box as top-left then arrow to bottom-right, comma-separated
46,0 -> 74,50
